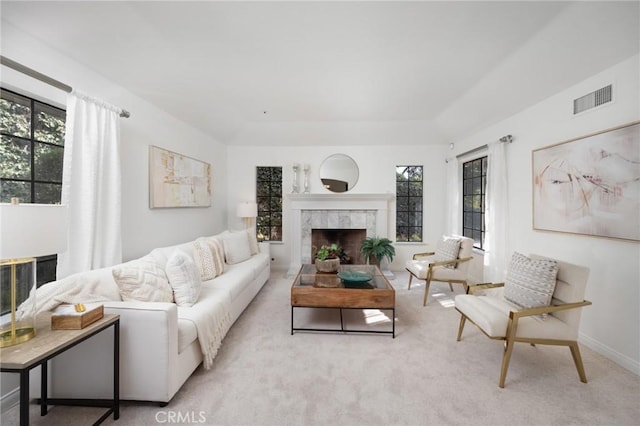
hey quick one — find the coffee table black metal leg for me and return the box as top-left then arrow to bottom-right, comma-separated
339,309 -> 344,332
41,361 -> 48,416
291,307 -> 294,335
392,308 -> 395,338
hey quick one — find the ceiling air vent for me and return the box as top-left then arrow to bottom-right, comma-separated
573,84 -> 612,114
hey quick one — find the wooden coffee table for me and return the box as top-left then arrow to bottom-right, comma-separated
291,264 -> 396,337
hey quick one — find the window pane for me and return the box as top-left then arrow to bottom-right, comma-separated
0,90 -> 31,138
34,182 -> 61,204
472,177 -> 482,194
409,181 -> 422,196
256,166 -> 282,242
0,136 -> 31,179
396,181 -> 408,195
0,180 -> 31,203
472,195 -> 482,212
396,196 -> 408,211
408,197 -> 422,212
34,142 -> 64,182
462,156 -> 487,250
409,227 -> 422,242
396,227 -> 408,242
34,103 -> 65,145
396,211 -> 408,227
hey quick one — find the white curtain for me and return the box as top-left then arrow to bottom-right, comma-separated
57,91 -> 122,279
445,159 -> 461,236
483,140 -> 509,282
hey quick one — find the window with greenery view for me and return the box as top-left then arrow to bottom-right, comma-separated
256,166 -> 282,242
396,165 -> 423,242
1,87 -> 66,286
462,156 -> 487,249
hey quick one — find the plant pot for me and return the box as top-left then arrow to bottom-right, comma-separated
315,258 -> 340,273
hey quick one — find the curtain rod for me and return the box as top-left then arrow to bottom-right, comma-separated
1,55 -> 131,118
454,134 -> 513,159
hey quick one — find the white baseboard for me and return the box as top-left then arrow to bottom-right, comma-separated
0,386 -> 19,414
580,332 -> 640,376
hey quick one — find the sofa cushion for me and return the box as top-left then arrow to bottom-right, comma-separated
112,255 -> 173,302
222,231 -> 252,265
166,251 -> 202,307
504,252 -> 559,319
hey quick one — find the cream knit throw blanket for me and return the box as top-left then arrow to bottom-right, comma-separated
17,275 -> 120,319
177,285 -> 232,370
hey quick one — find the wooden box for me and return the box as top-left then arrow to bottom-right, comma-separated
51,304 -> 104,330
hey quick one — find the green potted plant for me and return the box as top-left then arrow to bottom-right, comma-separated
360,237 -> 395,267
314,243 -> 343,272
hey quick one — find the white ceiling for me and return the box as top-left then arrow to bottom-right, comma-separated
1,1 -> 638,145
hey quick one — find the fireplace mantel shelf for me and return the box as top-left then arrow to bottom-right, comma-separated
287,193 -> 394,207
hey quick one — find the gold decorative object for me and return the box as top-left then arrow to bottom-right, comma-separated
0,202 -> 68,347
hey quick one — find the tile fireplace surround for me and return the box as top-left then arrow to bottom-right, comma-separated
286,193 -> 394,276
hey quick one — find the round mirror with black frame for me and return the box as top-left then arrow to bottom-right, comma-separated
319,154 -> 359,193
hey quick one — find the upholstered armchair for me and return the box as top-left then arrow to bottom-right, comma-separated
406,235 -> 474,306
454,253 -> 591,388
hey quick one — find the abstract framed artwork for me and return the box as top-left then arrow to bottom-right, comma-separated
532,121 -> 639,242
149,145 -> 212,208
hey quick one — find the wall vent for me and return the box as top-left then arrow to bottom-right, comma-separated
573,84 -> 612,114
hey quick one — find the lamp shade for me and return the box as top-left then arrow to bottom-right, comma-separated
236,202 -> 257,219
0,203 -> 68,259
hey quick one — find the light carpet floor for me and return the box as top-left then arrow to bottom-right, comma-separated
2,271 -> 639,425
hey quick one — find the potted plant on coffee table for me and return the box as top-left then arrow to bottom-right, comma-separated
314,243 -> 343,273
360,237 -> 395,267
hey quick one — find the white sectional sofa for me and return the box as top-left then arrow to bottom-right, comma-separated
29,230 -> 270,404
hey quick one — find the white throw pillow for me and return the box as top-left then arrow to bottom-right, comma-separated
112,255 -> 173,303
503,252 -> 559,319
166,251 -> 201,307
246,229 -> 260,255
222,231 -> 252,265
435,236 -> 462,269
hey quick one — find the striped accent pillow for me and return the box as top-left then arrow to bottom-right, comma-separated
504,252 -> 559,319
194,237 -> 225,280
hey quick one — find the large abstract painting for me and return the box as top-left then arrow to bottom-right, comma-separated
532,122 -> 640,241
149,145 -> 211,208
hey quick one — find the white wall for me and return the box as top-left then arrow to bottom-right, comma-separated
227,144 -> 447,272
1,23 -> 228,403
1,22 -> 228,260
450,54 -> 640,374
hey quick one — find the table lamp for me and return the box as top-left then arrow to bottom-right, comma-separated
236,201 -> 257,229
0,200 -> 67,347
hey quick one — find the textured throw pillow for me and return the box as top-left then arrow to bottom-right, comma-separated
503,252 -> 559,319
435,237 -> 462,269
222,231 -> 252,265
112,255 -> 173,303
166,251 -> 201,307
200,236 -> 225,278
193,238 -> 216,281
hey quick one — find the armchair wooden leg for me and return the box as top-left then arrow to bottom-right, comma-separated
569,342 -> 588,383
448,283 -> 454,292
456,315 -> 466,341
499,338 -> 516,388
407,273 -> 413,290
423,279 -> 432,306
